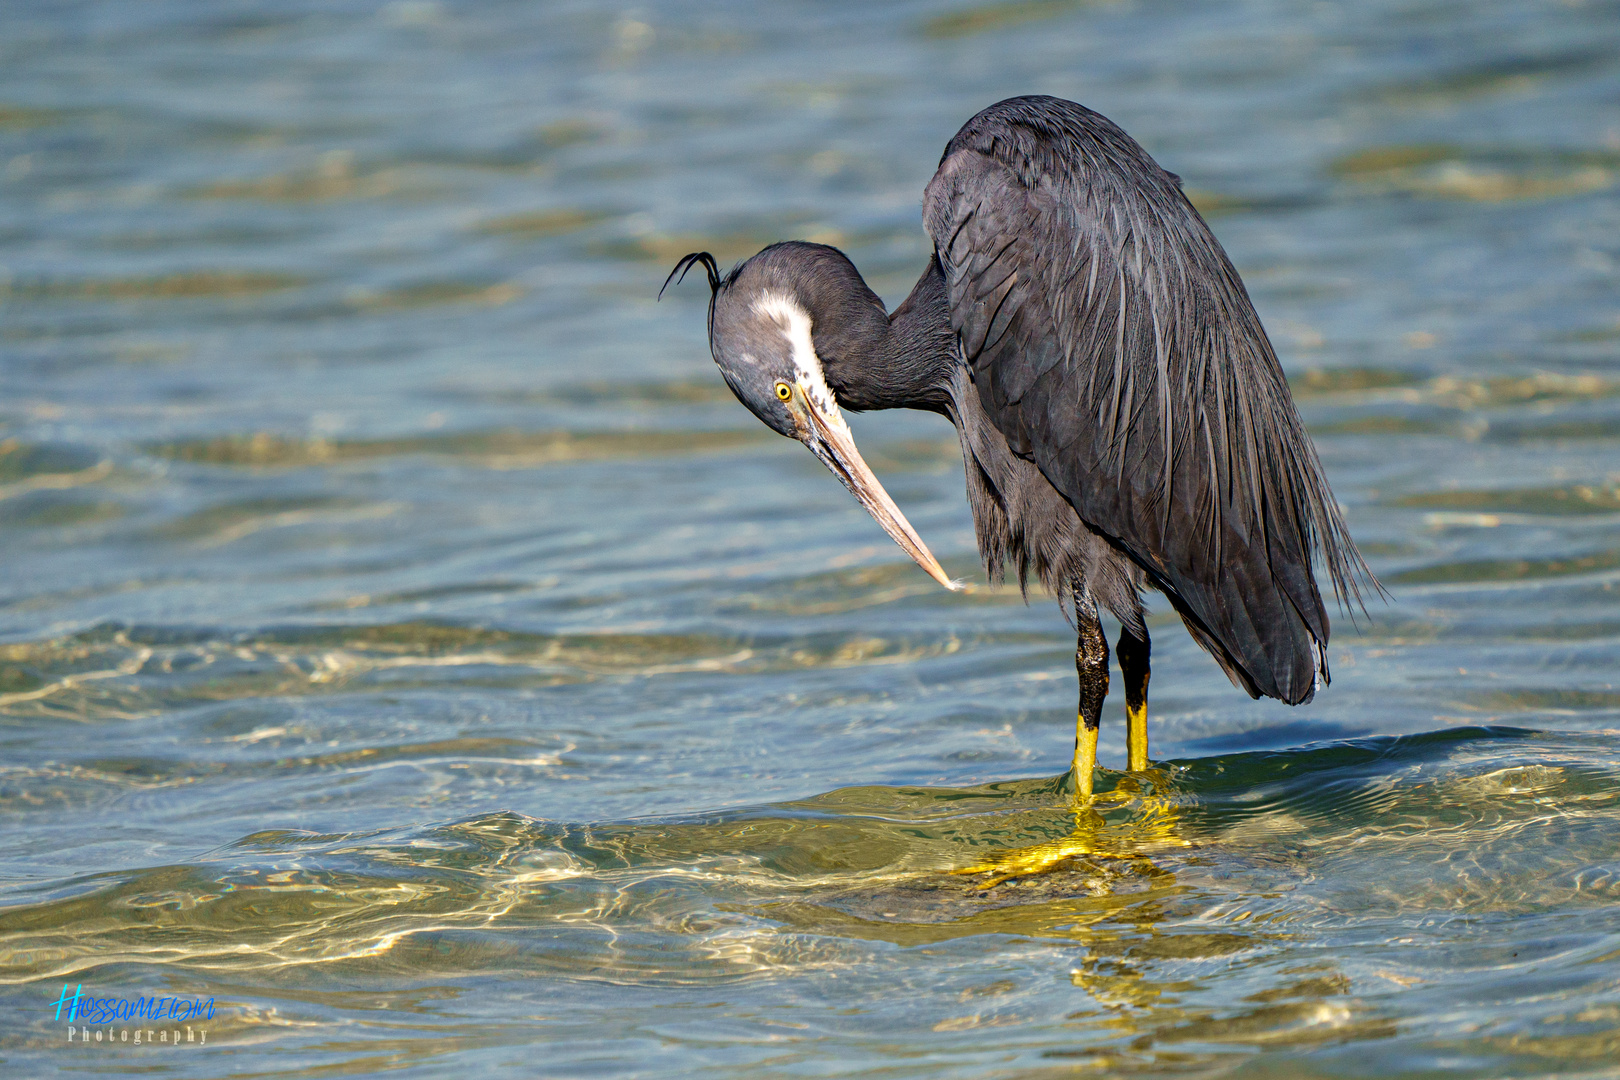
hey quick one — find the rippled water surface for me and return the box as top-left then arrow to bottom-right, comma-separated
3,1 -> 1620,1076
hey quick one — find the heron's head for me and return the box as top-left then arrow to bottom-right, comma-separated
662,243 -> 960,591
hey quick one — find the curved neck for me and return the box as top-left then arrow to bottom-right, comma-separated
820,256 -> 959,415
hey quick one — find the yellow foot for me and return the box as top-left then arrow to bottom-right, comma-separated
1126,700 -> 1149,774
950,769 -> 1189,889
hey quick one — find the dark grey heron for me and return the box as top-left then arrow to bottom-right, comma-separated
663,96 -> 1374,801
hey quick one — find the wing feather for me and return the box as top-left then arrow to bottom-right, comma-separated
924,96 -> 1376,703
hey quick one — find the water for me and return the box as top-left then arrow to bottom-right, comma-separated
2,0 -> 1618,1075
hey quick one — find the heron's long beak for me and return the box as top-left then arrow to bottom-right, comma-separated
794,384 -> 963,592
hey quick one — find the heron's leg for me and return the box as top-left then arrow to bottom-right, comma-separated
1117,627 -> 1151,772
1073,602 -> 1109,802
954,614 -> 1184,888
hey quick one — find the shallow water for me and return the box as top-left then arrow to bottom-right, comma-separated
2,0 -> 1619,1076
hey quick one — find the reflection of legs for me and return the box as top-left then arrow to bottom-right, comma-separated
1117,627 -> 1151,772
1073,600 -> 1109,803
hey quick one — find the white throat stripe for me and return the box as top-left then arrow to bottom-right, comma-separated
753,291 -> 845,428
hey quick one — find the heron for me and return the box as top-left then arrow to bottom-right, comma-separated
663,96 -> 1374,805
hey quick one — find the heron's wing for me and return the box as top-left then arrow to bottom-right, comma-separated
924,97 -> 1371,704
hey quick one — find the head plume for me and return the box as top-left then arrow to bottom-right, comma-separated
659,251 -> 723,334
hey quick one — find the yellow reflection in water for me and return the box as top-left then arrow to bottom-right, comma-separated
952,769 -> 1193,888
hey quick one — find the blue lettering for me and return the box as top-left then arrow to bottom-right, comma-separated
49,988 -> 215,1030
52,983 -> 82,1022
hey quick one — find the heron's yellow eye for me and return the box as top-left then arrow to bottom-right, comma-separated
774,381 -> 793,401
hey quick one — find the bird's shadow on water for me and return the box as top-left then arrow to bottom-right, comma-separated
1174,716 -> 1373,756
